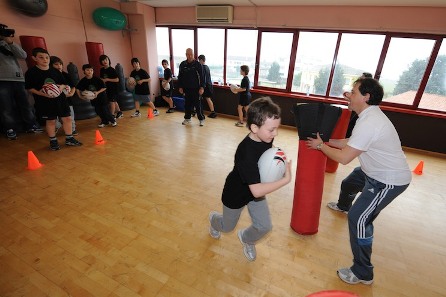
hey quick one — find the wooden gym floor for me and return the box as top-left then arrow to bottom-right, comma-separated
0,106 -> 445,297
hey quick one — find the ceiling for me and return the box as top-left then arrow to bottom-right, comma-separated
126,0 -> 446,8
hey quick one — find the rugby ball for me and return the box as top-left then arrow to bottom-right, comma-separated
41,83 -> 61,98
126,77 -> 136,91
258,147 -> 287,183
62,85 -> 71,96
162,80 -> 170,91
229,84 -> 238,94
81,90 -> 96,100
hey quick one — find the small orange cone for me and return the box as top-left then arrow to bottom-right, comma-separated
147,108 -> 154,119
413,161 -> 424,175
27,151 -> 43,170
95,130 -> 105,145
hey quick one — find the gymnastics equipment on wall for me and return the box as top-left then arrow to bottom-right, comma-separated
19,36 -> 47,69
92,7 -> 127,31
8,0 -> 48,17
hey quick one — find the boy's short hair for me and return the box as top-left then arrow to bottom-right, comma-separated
355,77 -> 384,106
32,47 -> 49,57
240,65 -> 249,75
99,54 -> 110,64
247,97 -> 281,128
82,64 -> 93,71
50,56 -> 63,65
361,72 -> 373,78
131,57 -> 139,64
161,59 -> 168,65
198,55 -> 205,62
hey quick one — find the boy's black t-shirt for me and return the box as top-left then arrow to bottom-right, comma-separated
222,135 -> 272,209
76,76 -> 107,106
240,76 -> 251,100
100,66 -> 119,97
130,68 -> 150,95
25,66 -> 67,102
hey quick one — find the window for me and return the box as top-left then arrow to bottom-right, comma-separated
197,28 -> 225,84
171,29 -> 194,76
329,33 -> 385,97
226,29 -> 258,86
380,37 -> 435,105
257,32 -> 293,89
292,32 -> 338,95
419,39 -> 446,112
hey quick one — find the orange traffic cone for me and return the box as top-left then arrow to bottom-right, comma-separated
95,130 -> 105,145
147,108 -> 154,119
27,151 -> 43,170
413,161 -> 424,175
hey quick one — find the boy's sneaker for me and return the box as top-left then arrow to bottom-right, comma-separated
131,111 -> 141,117
235,121 -> 244,127
116,111 -> 123,119
166,108 -> 175,113
98,123 -> 106,128
327,202 -> 348,214
208,211 -> 221,239
153,109 -> 160,116
50,139 -> 61,151
111,121 -> 117,127
208,111 -> 217,118
72,130 -> 79,136
182,119 -> 191,125
199,120 -> 205,126
6,129 -> 17,140
26,125 -> 44,133
238,229 -> 256,261
65,137 -> 83,146
337,268 -> 373,285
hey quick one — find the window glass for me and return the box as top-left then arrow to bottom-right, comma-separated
329,33 -> 385,97
171,29 -> 194,76
198,28 -> 225,84
292,32 -> 338,95
380,37 -> 435,105
258,32 -> 293,89
226,29 -> 257,86
419,39 -> 446,112
155,27 -> 169,78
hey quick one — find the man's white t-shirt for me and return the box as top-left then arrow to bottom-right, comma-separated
348,106 -> 412,186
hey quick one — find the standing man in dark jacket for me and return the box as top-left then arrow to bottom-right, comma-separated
177,48 -> 206,126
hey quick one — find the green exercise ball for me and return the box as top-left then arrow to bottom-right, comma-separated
92,7 -> 127,31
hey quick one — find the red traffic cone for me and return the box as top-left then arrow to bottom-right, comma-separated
27,151 -> 43,170
413,161 -> 424,175
147,108 -> 154,119
95,130 -> 106,145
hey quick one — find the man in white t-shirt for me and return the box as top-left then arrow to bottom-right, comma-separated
306,77 -> 411,286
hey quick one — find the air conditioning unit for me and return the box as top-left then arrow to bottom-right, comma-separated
196,5 -> 233,23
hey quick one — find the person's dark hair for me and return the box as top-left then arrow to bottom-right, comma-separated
240,65 -> 249,75
355,77 -> 384,106
82,64 -> 93,71
247,97 -> 281,128
198,54 -> 206,62
99,54 -> 110,65
161,59 -> 168,65
131,57 -> 139,65
361,72 -> 373,78
32,47 -> 49,57
50,56 -> 63,66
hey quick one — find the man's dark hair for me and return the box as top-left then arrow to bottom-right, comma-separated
247,97 -> 281,128
32,47 -> 49,57
355,77 -> 384,106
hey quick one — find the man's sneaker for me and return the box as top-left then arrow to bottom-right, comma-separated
111,121 -> 117,127
208,211 -> 221,239
199,120 -> 205,126
182,119 -> 192,125
72,130 -> 79,136
6,129 -> 17,140
337,268 -> 373,285
98,123 -> 106,128
238,229 -> 256,261
116,111 -> 123,119
208,111 -> 217,118
65,137 -> 83,146
235,121 -> 244,127
131,111 -> 141,117
327,202 -> 348,214
26,125 -> 44,133
50,139 -> 61,151
166,108 -> 175,113
153,109 -> 160,116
